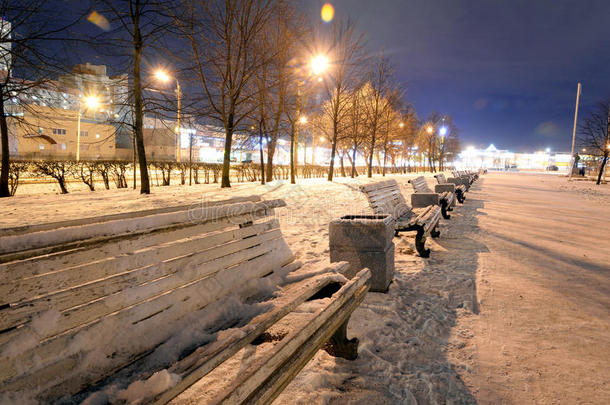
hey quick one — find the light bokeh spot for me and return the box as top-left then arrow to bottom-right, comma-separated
321,3 -> 335,22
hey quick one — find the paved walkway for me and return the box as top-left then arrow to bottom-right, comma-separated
461,173 -> 610,404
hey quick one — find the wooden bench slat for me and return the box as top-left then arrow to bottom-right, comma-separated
0,211 -> 270,280
0,242 -> 295,388
1,219 -> 279,305
0,196 -> 262,237
0,231 -> 288,346
0,199 -> 286,258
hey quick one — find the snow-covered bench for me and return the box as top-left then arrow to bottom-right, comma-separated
360,179 -> 441,258
0,196 -> 371,404
434,173 -> 466,203
451,170 -> 473,190
407,176 -> 455,220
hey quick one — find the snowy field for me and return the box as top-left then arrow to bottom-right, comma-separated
1,172 -> 609,404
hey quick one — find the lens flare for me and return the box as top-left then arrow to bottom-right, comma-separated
321,3 -> 335,22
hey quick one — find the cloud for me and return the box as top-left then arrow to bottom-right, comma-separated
535,121 -> 560,137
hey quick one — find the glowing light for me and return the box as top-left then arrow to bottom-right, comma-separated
399,122 -> 405,128
439,126 -> 448,136
83,95 -> 100,110
319,136 -> 325,142
87,11 -> 110,31
317,76 -> 323,82
581,148 -> 586,152
467,145 -> 475,151
321,3 -> 335,22
426,126 -> 433,134
545,147 -> 551,153
311,55 -> 329,75
299,116 -> 308,124
154,70 -> 171,83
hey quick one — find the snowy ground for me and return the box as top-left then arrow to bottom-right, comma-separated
1,172 -> 608,404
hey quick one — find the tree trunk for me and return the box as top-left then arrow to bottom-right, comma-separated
221,112 -> 234,188
290,122 -> 296,184
0,95 -> 10,197
339,153 -> 345,177
259,129 -> 265,185
265,138 -> 277,182
133,3 -> 150,195
367,134 -> 376,178
382,143 -> 388,176
350,148 -> 357,178
597,153 -> 608,185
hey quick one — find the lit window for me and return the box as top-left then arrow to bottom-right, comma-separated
61,143 -> 66,150
39,144 -> 44,150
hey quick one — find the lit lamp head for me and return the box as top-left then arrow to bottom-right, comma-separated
83,95 -> 100,110
154,69 -> 171,83
426,126 -> 433,134
399,122 -> 405,128
311,55 -> 329,76
439,126 -> 448,136
299,116 -> 308,124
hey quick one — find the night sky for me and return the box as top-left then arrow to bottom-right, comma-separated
304,0 -> 610,152
43,0 -> 610,152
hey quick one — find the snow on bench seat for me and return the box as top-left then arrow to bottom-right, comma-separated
0,196 -> 371,404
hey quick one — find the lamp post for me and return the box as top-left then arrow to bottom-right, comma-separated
154,70 -> 182,164
76,95 -> 100,162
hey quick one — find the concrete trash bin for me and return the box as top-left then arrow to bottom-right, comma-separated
329,214 -> 395,292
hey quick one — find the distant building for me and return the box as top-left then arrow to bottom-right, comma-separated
5,62 -> 128,159
0,18 -> 11,73
458,144 -> 571,172
9,105 -> 116,159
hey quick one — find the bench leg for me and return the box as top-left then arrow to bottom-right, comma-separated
430,226 -> 440,238
415,228 -> 430,258
457,190 -> 465,203
441,201 -> 451,219
324,319 -> 359,360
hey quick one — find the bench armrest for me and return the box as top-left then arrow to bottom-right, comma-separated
434,184 -> 455,194
411,193 -> 439,208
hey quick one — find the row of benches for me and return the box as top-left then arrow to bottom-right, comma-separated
360,171 -> 480,257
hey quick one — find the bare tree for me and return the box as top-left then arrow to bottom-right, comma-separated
0,1 -> 85,197
317,19 -> 365,181
179,0 -> 275,188
344,84 -> 367,177
364,54 -> 393,178
91,0 -> 176,194
579,100 -> 610,185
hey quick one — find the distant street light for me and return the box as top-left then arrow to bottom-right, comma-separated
399,122 -> 405,128
439,126 -> 448,136
299,116 -> 308,124
426,126 -> 433,134
76,94 -> 100,161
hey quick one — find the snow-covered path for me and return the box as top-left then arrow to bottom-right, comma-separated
460,173 -> 610,404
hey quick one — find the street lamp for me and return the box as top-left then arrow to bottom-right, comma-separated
299,116 -> 308,124
154,69 -> 182,164
310,55 -> 329,76
426,125 -> 433,134
76,95 -> 100,161
399,122 -> 405,128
